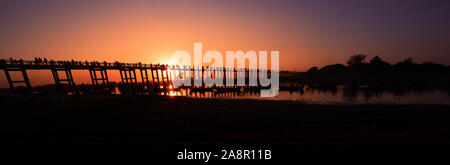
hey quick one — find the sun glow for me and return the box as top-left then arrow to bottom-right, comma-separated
168,90 -> 179,96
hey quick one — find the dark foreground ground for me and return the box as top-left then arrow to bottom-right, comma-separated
2,95 -> 450,162
1,94 -> 450,145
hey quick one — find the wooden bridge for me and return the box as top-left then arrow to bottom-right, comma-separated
0,58 -> 268,96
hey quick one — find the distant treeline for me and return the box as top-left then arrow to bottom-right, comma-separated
281,55 -> 450,90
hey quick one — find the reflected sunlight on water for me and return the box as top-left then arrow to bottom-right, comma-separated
181,86 -> 450,105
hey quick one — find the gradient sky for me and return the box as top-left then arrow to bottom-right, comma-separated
1,0 -> 450,71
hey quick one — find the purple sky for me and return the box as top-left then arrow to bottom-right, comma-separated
1,0 -> 449,71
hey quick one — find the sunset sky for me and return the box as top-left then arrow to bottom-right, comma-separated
1,0 -> 450,71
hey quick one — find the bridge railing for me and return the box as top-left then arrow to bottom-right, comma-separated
0,58 -> 170,69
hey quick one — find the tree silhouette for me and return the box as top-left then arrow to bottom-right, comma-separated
320,64 -> 347,73
402,58 -> 413,64
298,55 -> 450,90
307,66 -> 319,73
369,56 -> 390,66
347,54 -> 367,67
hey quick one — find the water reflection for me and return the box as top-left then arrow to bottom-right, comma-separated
179,85 -> 450,105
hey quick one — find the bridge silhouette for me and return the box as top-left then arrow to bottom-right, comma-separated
0,58 -> 269,96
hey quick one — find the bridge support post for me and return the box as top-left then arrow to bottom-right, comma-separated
153,66 -> 160,90
149,65 -> 155,87
3,69 -> 15,92
160,66 -> 167,96
2,68 -> 32,94
89,68 -> 109,93
51,69 -> 60,86
119,68 -> 138,94
140,68 -> 149,92
64,69 -> 75,86
51,68 -> 75,94
21,68 -> 32,91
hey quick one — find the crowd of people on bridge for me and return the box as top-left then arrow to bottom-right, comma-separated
0,58 -> 25,66
1,57 -> 164,68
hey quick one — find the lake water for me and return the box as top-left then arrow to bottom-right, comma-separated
179,86 -> 450,105
2,83 -> 449,105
